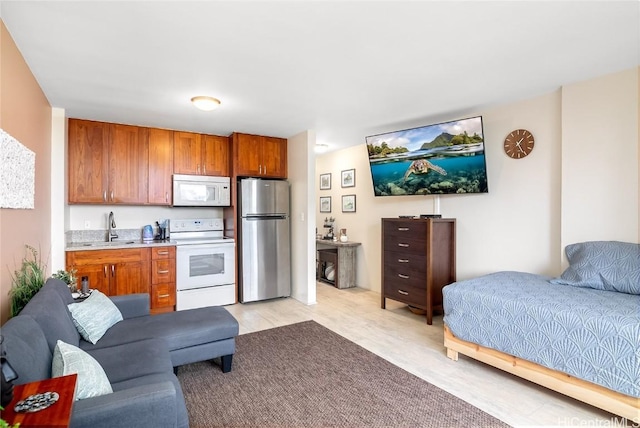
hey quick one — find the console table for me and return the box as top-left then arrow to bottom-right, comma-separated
316,240 -> 361,289
2,373 -> 77,427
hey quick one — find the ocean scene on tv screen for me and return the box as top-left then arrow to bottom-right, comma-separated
366,116 -> 488,196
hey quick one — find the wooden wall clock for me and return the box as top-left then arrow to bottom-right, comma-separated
503,129 -> 534,159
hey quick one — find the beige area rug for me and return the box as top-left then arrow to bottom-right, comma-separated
177,320 -> 509,427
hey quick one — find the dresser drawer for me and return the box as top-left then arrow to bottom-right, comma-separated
383,233 -> 426,255
384,250 -> 427,274
384,261 -> 426,289
384,220 -> 427,237
383,277 -> 426,308
152,259 -> 175,284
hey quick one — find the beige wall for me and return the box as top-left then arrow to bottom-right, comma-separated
1,21 -> 52,323
316,67 -> 639,293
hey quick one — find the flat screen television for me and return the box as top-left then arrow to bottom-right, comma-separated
365,116 -> 488,196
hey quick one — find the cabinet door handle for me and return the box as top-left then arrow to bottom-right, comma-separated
157,251 -> 169,255
103,191 -> 107,202
197,164 -> 200,174
259,165 -> 262,174
398,259 -> 409,263
398,243 -> 409,247
203,165 -> 206,175
398,227 -> 410,231
158,294 -> 170,298
398,289 -> 409,295
157,270 -> 169,274
398,274 -> 409,279
111,265 -> 115,276
165,192 -> 169,203
103,265 -> 107,277
110,191 -> 114,201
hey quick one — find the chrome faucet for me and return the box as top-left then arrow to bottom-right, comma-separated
108,211 -> 118,242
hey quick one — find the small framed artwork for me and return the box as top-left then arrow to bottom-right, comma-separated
341,169 -> 355,188
319,173 -> 331,190
319,196 -> 332,213
342,194 -> 356,213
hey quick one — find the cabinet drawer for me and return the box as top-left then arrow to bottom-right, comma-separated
151,283 -> 176,309
152,259 -> 175,284
67,248 -> 150,265
152,246 -> 175,260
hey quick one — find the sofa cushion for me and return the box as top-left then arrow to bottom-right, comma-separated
551,241 -> 640,294
19,286 -> 80,351
1,315 -> 52,384
42,277 -> 75,305
68,290 -> 123,344
79,305 -> 239,354
52,340 -> 113,400
87,338 -> 173,384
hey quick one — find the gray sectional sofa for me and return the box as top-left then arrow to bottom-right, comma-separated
1,278 -> 239,428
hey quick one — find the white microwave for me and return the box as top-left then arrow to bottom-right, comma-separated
172,174 -> 231,207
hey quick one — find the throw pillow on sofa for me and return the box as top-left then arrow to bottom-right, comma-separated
52,340 -> 113,400
67,290 -> 123,343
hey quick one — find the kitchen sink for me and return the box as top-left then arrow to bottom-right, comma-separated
77,240 -> 138,247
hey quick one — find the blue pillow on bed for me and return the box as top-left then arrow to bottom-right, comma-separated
550,241 -> 640,294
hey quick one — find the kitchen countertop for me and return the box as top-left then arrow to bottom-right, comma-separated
66,239 -> 176,251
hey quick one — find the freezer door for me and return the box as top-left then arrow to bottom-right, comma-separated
240,216 -> 291,302
240,179 -> 289,216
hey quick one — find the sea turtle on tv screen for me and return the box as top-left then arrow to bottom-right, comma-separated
403,159 -> 447,182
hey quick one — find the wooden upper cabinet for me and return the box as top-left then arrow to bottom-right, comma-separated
232,133 -> 287,178
202,135 -> 230,176
174,132 -> 229,176
109,124 -> 149,204
68,119 -> 110,203
173,132 -> 201,175
148,128 -> 174,205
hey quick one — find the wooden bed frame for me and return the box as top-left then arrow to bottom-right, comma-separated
444,326 -> 640,421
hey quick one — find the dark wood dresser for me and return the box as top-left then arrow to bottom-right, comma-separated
381,218 -> 456,324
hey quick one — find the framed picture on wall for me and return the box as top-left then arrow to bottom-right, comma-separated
320,196 -> 331,213
319,173 -> 331,190
341,169 -> 355,188
341,194 -> 356,213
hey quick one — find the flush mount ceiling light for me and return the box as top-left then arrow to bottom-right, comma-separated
191,96 -> 221,111
315,144 -> 329,153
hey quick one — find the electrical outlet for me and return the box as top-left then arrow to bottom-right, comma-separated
84,220 -> 91,229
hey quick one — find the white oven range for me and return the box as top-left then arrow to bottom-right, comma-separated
170,218 -> 235,310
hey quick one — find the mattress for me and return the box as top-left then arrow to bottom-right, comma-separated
443,271 -> 640,398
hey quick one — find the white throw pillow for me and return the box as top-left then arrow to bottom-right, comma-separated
67,290 -> 123,344
52,340 -> 113,400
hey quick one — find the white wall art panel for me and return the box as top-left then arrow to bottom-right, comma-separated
0,129 -> 35,209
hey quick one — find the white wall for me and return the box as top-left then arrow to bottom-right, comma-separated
287,130 -> 317,305
50,107 -> 68,271
560,68 -> 639,255
316,67 -> 639,293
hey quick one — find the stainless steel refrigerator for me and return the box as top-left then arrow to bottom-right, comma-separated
238,178 -> 291,303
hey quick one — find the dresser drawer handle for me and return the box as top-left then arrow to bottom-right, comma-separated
398,274 -> 409,279
398,289 -> 409,295
157,251 -> 169,255
158,294 -> 170,298
397,227 -> 410,231
398,243 -> 409,247
157,270 -> 170,274
398,259 -> 409,263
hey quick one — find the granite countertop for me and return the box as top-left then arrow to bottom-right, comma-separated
66,239 -> 176,251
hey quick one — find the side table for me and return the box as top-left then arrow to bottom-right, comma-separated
1,374 -> 77,427
316,240 -> 361,289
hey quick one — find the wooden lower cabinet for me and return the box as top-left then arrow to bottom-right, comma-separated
150,247 -> 176,314
66,248 -> 151,298
381,218 -> 456,325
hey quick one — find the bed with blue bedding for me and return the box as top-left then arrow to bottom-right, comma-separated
442,241 -> 640,419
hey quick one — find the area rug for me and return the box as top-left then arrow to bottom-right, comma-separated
177,320 -> 508,427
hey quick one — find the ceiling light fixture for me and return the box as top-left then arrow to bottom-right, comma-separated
191,96 -> 221,111
315,144 -> 329,153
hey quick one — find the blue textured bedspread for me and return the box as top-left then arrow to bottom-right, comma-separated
443,271 -> 640,398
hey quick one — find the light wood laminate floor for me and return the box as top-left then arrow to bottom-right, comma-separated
224,283 -> 632,427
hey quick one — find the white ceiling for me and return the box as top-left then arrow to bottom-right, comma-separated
2,1 -> 638,152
